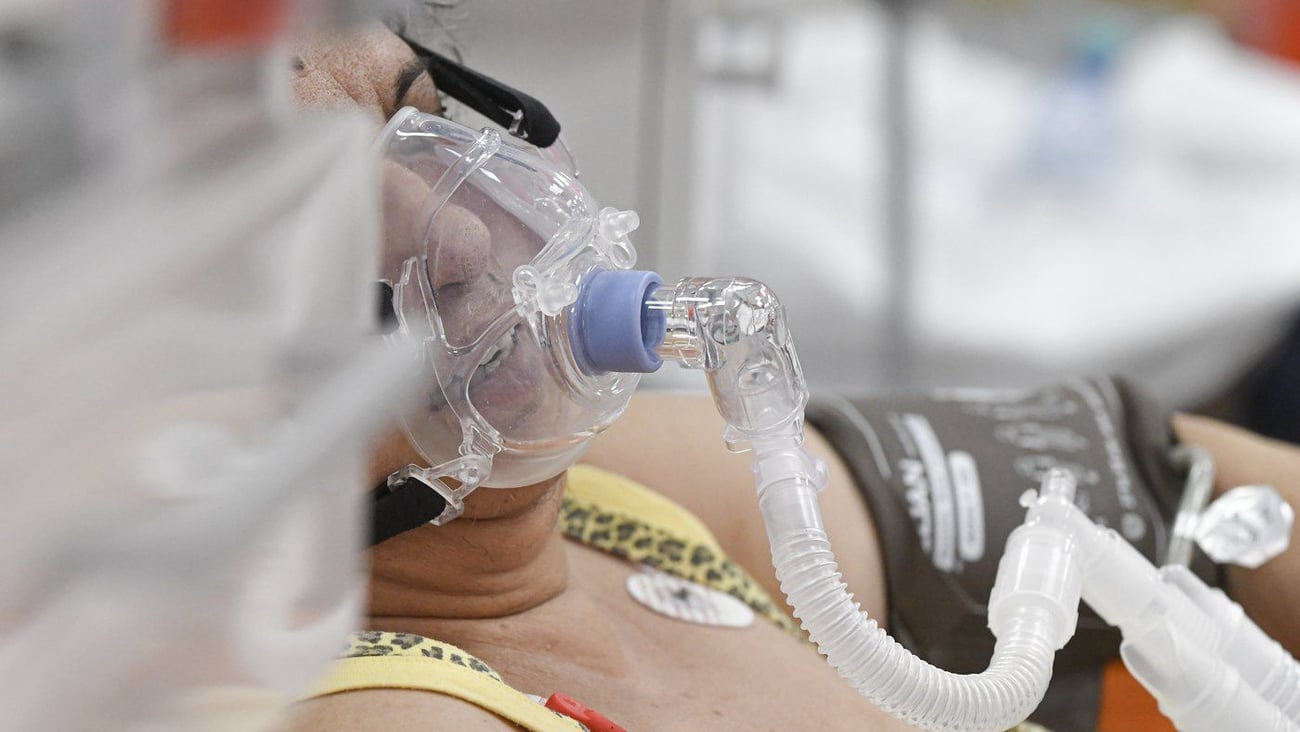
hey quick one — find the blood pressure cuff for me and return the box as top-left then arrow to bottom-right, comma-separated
806,376 -> 1219,732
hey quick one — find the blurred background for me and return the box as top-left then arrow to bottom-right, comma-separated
449,0 -> 1300,442
2,1 -> 1299,728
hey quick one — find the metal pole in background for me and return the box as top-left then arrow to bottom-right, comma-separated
880,0 -> 915,392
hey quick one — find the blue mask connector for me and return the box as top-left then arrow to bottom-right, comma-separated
569,270 -> 666,375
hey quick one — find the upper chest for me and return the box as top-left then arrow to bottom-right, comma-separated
423,543 -> 911,732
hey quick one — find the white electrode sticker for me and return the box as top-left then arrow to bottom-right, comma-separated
626,566 -> 754,629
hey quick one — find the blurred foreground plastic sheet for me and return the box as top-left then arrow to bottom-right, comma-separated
0,2 -> 417,729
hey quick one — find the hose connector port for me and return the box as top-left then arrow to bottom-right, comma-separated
988,470 -> 1086,650
648,277 -> 809,451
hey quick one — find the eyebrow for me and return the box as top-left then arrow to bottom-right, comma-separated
394,58 -> 429,108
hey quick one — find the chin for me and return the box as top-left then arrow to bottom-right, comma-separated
480,442 -> 591,489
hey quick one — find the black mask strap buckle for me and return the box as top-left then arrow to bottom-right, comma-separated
400,35 -> 562,149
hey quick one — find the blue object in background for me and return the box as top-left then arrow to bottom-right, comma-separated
1026,18 -> 1129,187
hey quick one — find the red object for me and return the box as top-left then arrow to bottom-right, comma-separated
544,692 -> 629,732
165,0 -> 287,49
1096,658 -> 1176,732
1242,0 -> 1300,67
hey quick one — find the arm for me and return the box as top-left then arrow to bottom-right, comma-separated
1173,413 -> 1300,656
582,391 -> 890,623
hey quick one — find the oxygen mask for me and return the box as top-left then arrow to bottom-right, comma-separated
376,107 -> 663,523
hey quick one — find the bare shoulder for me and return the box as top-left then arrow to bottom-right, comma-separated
286,689 -> 521,731
582,391 -> 888,620
1173,413 -> 1300,487
582,391 -> 759,520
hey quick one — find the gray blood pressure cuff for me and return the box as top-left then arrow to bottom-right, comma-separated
807,376 -> 1219,732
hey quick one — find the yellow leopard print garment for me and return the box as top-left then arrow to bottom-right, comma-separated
559,465 -> 804,639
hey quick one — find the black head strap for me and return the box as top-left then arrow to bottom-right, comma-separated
370,476 -> 448,546
400,35 -> 562,148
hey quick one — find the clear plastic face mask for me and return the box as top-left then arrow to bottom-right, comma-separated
377,107 -> 641,501
440,95 -> 582,180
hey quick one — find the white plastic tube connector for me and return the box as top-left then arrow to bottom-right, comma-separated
1159,566 -> 1300,722
1063,495 -> 1300,732
655,277 -> 1077,732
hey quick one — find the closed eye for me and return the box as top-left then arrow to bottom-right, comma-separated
394,59 -> 426,109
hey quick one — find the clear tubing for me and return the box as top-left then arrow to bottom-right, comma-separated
1165,445 -> 1216,567
757,448 -> 1070,732
1120,625 -> 1296,732
646,283 -> 703,368
1064,503 -> 1300,730
656,276 -> 1073,732
1158,566 -> 1300,721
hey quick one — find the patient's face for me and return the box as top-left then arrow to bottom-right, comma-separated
293,24 -> 557,478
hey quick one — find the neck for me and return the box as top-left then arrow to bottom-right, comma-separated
366,473 -> 571,621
